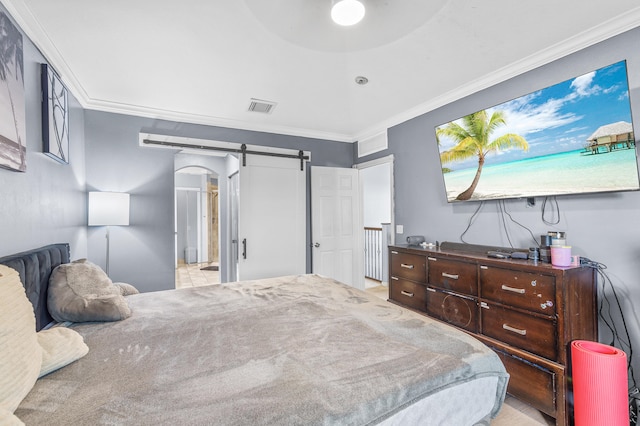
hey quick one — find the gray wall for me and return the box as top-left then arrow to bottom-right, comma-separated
84,111 -> 354,292
357,27 -> 640,383
0,5 -> 87,259
5,0 -> 640,387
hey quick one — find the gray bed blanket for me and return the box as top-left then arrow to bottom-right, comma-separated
16,274 -> 508,425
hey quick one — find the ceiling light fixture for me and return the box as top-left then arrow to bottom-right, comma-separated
331,0 -> 365,26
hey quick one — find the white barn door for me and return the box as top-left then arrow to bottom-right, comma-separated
237,155 -> 306,281
311,166 -> 363,290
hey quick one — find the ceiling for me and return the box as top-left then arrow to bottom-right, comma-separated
4,0 -> 640,142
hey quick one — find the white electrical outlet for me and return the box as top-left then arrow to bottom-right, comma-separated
396,225 -> 404,234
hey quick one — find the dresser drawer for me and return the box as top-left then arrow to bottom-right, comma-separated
390,250 -> 426,282
426,287 -> 478,332
493,348 -> 558,417
480,266 -> 556,315
390,277 -> 427,311
481,303 -> 557,360
427,257 -> 477,296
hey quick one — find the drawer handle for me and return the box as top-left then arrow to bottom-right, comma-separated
391,251 -> 399,255
401,291 -> 414,298
503,324 -> 527,336
501,284 -> 525,294
401,263 -> 414,269
442,272 -> 459,280
391,276 -> 399,281
427,287 -> 436,293
427,257 -> 437,261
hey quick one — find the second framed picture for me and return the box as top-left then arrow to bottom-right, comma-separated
41,63 -> 69,164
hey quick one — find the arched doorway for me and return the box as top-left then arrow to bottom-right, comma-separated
175,165 -> 220,288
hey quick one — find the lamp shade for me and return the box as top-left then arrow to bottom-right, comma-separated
88,192 -> 130,226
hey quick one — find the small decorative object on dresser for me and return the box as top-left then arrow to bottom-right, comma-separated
388,243 -> 597,426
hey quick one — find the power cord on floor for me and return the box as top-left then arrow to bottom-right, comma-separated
581,256 -> 638,423
630,388 -> 639,425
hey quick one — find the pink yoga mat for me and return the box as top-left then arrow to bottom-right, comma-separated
571,340 -> 628,426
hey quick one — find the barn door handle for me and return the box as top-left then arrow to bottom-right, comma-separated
242,238 -> 247,259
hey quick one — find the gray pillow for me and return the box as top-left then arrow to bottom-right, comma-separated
48,259 -> 134,323
113,282 -> 140,296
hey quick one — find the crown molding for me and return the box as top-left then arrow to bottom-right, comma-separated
353,6 -> 640,142
5,0 -> 640,145
83,99 -> 355,143
2,0 -> 355,143
2,0 -> 91,102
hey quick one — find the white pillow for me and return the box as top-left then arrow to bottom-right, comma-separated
37,327 -> 89,378
0,265 -> 42,414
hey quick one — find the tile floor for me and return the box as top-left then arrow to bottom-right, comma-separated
175,262 -> 220,288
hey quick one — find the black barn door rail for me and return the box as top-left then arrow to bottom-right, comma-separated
142,139 -> 309,170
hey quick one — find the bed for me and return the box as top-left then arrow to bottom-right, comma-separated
1,244 -> 508,425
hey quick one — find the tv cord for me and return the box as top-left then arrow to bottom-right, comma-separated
499,200 -> 540,248
459,201 -> 485,244
581,257 -> 639,423
457,198 -> 638,420
541,196 -> 561,225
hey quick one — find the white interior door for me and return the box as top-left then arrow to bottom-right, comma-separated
311,166 -> 363,290
237,155 -> 306,280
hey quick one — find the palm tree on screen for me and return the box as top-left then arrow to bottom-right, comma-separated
437,110 -> 528,200
0,12 -> 25,171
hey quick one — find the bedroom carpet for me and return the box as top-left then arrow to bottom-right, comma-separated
365,284 -> 389,300
493,396 -> 555,425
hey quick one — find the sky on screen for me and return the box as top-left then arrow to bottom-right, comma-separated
437,61 -> 634,170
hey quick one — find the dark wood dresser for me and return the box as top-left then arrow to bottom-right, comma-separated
388,244 -> 597,426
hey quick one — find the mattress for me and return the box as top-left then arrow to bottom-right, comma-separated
15,274 -> 508,425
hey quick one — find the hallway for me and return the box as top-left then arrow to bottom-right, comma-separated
175,262 -> 220,288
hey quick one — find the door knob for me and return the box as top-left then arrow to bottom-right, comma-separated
314,243 -> 320,248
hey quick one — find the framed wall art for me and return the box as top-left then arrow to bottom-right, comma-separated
0,12 -> 27,172
41,63 -> 70,164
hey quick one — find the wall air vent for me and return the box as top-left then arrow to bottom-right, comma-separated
248,98 -> 277,114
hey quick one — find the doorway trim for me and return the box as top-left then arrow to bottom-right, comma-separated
355,154 -> 395,246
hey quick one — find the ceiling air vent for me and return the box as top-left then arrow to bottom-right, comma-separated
248,98 -> 277,114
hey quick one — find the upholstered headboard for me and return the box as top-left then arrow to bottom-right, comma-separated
0,244 -> 70,331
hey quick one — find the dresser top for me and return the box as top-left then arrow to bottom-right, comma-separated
389,244 -> 586,275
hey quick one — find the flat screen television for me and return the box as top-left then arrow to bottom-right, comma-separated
435,60 -> 640,203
